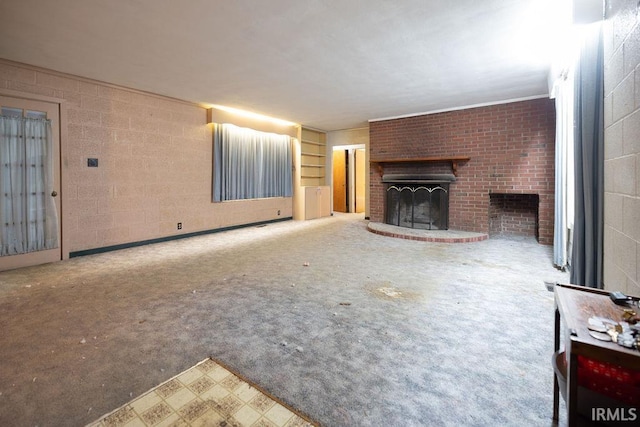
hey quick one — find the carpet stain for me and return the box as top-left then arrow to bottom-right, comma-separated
378,287 -> 402,298
470,259 -> 511,269
367,283 -> 422,301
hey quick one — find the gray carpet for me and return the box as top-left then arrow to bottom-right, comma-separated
0,214 -> 569,426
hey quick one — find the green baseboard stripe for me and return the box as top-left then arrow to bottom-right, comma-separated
69,217 -> 293,258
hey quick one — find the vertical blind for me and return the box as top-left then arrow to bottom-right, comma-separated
0,115 -> 58,256
213,123 -> 292,202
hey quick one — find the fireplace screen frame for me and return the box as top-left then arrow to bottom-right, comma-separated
385,182 -> 450,230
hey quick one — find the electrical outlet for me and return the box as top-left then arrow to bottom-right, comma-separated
177,222 -> 182,230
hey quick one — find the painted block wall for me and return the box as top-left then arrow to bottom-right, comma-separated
0,60 -> 292,255
369,98 -> 556,244
603,0 -> 640,295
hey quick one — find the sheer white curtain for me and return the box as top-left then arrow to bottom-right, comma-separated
0,115 -> 58,255
551,67 -> 575,270
213,123 -> 292,201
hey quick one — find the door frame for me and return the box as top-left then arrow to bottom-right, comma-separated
332,149 -> 347,213
0,88 -> 69,269
331,144 -> 367,214
354,148 -> 366,213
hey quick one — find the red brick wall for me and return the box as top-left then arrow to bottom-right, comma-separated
369,98 -> 556,244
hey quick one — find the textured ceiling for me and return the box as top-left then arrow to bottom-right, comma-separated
0,0 -> 569,131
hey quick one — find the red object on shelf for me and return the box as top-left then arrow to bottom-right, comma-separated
577,355 -> 640,406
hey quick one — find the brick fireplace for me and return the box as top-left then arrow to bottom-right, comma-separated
383,174 -> 454,230
369,98 -> 555,244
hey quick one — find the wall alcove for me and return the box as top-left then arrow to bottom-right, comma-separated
488,193 -> 540,240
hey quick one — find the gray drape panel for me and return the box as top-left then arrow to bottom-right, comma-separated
570,25 -> 604,288
213,124 -> 292,202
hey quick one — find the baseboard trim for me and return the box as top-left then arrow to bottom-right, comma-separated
69,217 -> 293,258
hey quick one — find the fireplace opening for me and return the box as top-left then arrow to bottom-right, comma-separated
383,174 -> 453,230
489,193 -> 539,240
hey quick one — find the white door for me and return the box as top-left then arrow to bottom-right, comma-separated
0,95 -> 61,271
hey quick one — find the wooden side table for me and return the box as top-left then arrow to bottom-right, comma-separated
553,283 -> 640,426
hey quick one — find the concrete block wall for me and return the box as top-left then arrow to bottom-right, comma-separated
603,0 -> 640,295
369,98 -> 556,244
0,60 -> 292,255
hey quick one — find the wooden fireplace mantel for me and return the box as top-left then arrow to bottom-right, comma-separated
370,156 -> 471,177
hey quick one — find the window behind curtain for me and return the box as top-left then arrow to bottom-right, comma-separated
1,114 -> 58,255
213,124 -> 293,202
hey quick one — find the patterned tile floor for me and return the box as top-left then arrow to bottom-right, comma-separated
87,358 -> 315,427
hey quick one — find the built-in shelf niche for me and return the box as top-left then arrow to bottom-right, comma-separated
300,128 -> 327,186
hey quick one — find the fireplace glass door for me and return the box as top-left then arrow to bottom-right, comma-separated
385,184 -> 449,230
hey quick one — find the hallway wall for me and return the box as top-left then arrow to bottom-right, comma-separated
326,127 -> 370,217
